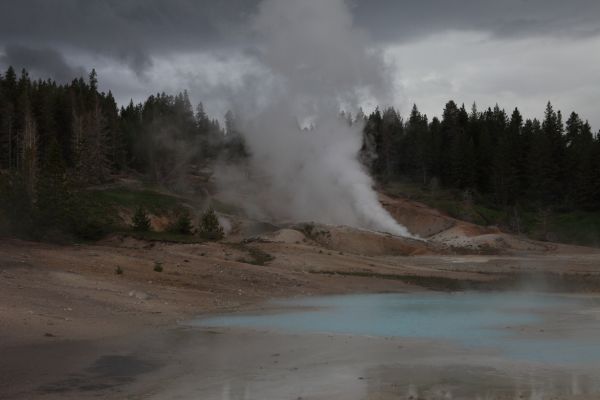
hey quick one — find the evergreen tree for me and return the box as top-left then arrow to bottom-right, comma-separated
132,206 -> 151,232
170,209 -> 194,235
198,208 -> 224,240
361,107 -> 382,175
35,137 -> 72,231
223,110 -> 248,160
492,108 -> 522,205
379,107 -> 403,181
530,102 -> 566,204
403,104 -> 431,184
21,98 -> 38,197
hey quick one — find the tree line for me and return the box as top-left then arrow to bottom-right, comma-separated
0,67 -> 243,238
0,66 -> 245,184
0,66 -> 598,239
361,101 -> 600,212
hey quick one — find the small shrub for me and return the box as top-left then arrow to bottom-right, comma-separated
153,261 -> 163,272
71,206 -> 110,240
170,209 -> 194,235
301,222 -> 315,237
132,206 -> 151,232
115,266 -> 123,275
237,247 -> 275,266
198,208 -> 224,240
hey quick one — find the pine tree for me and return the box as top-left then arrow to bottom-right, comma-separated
533,102 -> 566,204
195,102 -> 209,132
88,69 -> 98,94
404,104 -> 430,184
104,91 -> 125,170
379,107 -> 403,181
119,100 -> 143,168
444,103 -> 474,189
132,206 -> 151,232
223,110 -> 248,160
75,101 -> 111,183
0,69 -> 16,170
170,209 -> 194,235
21,99 -> 38,197
1,68 -> 18,171
361,108 -> 383,175
35,137 -> 72,231
198,208 -> 224,240
566,115 -> 596,207
428,116 -> 443,183
492,108 -> 522,205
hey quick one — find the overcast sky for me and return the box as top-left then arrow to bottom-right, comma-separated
1,0 -> 599,127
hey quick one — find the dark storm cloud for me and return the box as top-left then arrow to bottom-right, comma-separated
0,45 -> 86,83
1,0 -> 597,126
1,0 -> 599,75
0,0 -> 258,74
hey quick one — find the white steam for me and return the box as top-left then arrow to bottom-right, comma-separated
217,0 -> 411,237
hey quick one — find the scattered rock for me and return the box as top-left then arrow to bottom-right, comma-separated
128,290 -> 151,300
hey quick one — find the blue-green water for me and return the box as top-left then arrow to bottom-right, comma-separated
192,292 -> 600,365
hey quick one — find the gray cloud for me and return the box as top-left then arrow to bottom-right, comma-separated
352,0 -> 600,42
0,0 -> 258,74
1,0 -> 598,128
2,0 -> 599,76
385,31 -> 600,127
0,44 -> 86,83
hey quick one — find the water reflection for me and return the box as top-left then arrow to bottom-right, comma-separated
364,364 -> 600,400
175,293 -> 600,400
208,366 -> 599,400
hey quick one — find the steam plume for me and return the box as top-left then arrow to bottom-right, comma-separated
217,0 -> 411,237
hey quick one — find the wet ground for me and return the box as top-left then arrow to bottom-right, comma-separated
7,292 -> 600,399
3,236 -> 600,399
173,292 -> 600,399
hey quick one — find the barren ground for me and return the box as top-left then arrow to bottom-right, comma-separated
2,192 -> 600,399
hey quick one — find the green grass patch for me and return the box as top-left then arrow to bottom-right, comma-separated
231,243 -> 275,266
72,187 -> 189,239
472,205 -> 505,225
123,230 -> 204,244
243,247 -> 275,266
384,181 -> 466,219
546,211 -> 600,247
85,188 -> 180,214
210,198 -> 245,216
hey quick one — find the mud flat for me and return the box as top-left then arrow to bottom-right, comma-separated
19,291 -> 600,400
138,328 -> 600,400
2,236 -> 600,399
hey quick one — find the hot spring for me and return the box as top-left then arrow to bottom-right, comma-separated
179,292 -> 600,399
